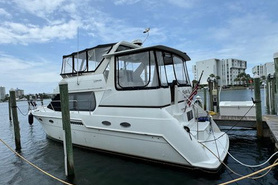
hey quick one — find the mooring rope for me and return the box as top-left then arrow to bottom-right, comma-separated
199,140 -> 278,180
197,137 -> 278,184
0,138 -> 74,185
16,106 -> 29,116
228,150 -> 278,168
201,103 -> 255,144
218,159 -> 278,185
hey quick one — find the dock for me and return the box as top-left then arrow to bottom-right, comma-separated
264,115 -> 278,149
213,115 -> 257,128
213,114 -> 278,150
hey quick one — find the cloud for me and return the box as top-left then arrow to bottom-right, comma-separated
166,0 -> 198,8
204,13 -> 278,64
0,8 -> 12,18
0,53 -> 61,93
0,20 -> 79,44
113,0 -> 141,5
12,0 -> 66,18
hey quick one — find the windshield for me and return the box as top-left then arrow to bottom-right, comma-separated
115,49 -> 190,90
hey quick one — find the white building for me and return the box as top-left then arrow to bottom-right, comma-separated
252,62 -> 274,77
0,86 -> 5,100
15,88 -> 24,98
193,58 -> 247,86
193,59 -> 220,84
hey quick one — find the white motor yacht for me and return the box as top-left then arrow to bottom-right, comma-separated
31,40 -> 229,170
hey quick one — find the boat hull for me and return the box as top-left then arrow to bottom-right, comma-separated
33,106 -> 229,171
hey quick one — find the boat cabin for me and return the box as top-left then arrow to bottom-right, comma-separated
49,41 -> 192,111
60,42 -> 191,88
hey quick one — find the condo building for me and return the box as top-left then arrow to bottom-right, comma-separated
193,58 -> 247,86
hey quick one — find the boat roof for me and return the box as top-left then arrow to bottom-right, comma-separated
62,41 -> 191,61
62,43 -> 116,58
104,44 -> 191,61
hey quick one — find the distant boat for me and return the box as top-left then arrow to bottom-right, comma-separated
30,41 -> 229,171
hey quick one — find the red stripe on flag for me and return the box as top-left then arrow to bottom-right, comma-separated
187,84 -> 198,106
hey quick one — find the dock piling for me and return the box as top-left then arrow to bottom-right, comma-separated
274,52 -> 278,115
9,89 -> 21,150
8,97 -> 12,121
59,80 -> 75,177
254,75 -> 263,137
203,87 -> 207,111
208,78 -> 214,111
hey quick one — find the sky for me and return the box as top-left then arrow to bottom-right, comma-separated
0,0 -> 278,94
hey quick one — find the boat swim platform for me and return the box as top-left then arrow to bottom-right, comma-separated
213,114 -> 278,149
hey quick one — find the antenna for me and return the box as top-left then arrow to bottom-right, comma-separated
142,27 -> 150,44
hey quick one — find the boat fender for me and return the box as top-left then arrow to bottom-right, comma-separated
183,126 -> 192,140
28,113 -> 34,125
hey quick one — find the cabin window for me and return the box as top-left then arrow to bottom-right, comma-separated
61,45 -> 112,76
61,56 -> 74,74
116,51 -> 159,89
88,46 -> 111,71
173,55 -> 189,85
69,92 -> 96,111
156,51 -> 190,86
74,51 -> 87,72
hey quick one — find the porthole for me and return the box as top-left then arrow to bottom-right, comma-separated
120,122 -> 131,128
102,121 -> 111,126
49,120 -> 54,123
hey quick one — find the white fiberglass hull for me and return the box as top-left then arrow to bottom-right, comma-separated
33,105 -> 229,171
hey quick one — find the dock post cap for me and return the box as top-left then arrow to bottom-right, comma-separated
59,79 -> 68,85
274,52 -> 278,59
9,88 -> 15,92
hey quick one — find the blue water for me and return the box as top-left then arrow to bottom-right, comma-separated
0,89 -> 278,185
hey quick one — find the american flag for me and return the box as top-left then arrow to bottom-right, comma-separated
187,70 -> 203,106
187,84 -> 199,106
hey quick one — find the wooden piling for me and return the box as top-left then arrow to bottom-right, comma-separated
266,76 -> 270,114
9,89 -> 21,150
254,76 -> 263,137
271,77 -> 276,114
215,80 -> 220,113
203,87 -> 207,111
208,80 -> 213,111
274,52 -> 278,114
8,97 -> 12,121
59,80 -> 74,177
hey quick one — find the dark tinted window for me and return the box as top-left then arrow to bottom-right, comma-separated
69,92 -> 96,111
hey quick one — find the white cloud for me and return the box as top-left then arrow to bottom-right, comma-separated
166,0 -> 198,8
205,13 -> 278,64
113,0 -> 141,5
12,0 -> 66,18
0,53 -> 61,93
0,20 -> 79,44
0,8 -> 12,18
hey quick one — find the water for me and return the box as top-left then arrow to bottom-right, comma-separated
1,89 -> 278,185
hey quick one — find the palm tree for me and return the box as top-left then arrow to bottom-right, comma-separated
209,74 -> 215,78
